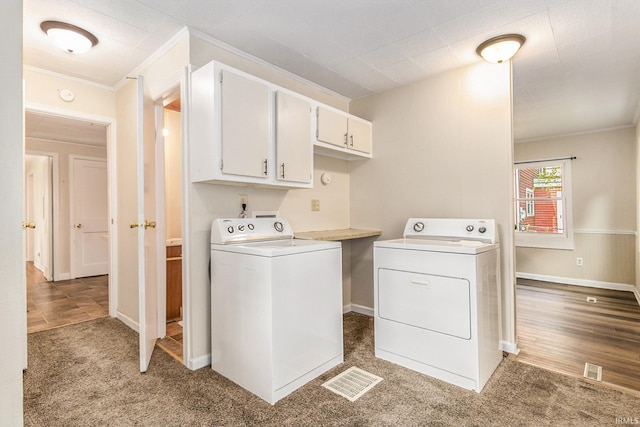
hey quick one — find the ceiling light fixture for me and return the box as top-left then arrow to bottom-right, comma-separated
40,21 -> 98,54
476,34 -> 525,64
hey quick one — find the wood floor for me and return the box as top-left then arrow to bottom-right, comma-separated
26,262 -> 109,333
157,321 -> 184,363
515,278 -> 640,393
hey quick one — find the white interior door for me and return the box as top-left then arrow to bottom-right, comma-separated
71,158 -> 108,278
139,75 -> 158,373
116,75 -> 157,373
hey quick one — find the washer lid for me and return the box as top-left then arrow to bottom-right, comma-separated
374,238 -> 499,254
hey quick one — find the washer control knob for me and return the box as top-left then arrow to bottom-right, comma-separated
466,225 -> 474,232
413,222 -> 425,232
227,226 -> 234,234
479,226 -> 487,233
274,221 -> 284,232
238,225 -> 245,232
247,223 -> 254,230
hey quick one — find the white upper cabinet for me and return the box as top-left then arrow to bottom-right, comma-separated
190,61 -> 312,188
275,90 -> 312,184
220,69 -> 270,179
315,106 -> 372,159
190,60 -> 372,187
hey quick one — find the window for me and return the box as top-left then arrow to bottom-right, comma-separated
514,159 -> 574,249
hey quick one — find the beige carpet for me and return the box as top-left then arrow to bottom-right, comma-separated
24,313 -> 640,426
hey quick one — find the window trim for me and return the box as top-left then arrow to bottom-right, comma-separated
514,159 -> 574,250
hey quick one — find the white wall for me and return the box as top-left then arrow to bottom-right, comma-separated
515,127 -> 636,287
349,62 -> 516,348
0,0 -> 24,423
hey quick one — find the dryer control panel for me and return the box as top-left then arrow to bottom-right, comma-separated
211,217 -> 293,244
403,218 -> 497,243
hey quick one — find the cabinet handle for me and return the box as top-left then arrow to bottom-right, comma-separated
344,132 -> 348,146
350,134 -> 354,147
281,163 -> 285,179
263,159 -> 268,176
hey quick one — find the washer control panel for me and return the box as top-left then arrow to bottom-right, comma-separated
211,218 -> 293,244
403,218 -> 497,243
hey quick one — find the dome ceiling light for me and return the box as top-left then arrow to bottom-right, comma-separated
40,20 -> 98,54
476,34 -> 525,64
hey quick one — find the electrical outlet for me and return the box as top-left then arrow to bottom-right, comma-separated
238,194 -> 248,207
311,199 -> 320,211
576,257 -> 583,266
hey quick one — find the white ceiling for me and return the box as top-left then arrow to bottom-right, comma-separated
23,0 -> 640,143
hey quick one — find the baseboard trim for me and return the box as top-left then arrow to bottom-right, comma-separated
116,311 -> 139,333
501,341 -> 520,355
516,272 -> 635,293
189,354 -> 211,371
345,304 -> 374,317
55,272 -> 71,281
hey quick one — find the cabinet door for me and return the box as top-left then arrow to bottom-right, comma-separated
276,91 -> 312,184
220,69 -> 270,178
348,117 -> 372,154
316,106 -> 348,148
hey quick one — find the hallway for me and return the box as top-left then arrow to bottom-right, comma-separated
27,262 -> 109,333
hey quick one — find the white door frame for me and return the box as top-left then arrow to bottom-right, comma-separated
25,104 -> 118,317
69,155 -> 109,280
24,151 -> 57,281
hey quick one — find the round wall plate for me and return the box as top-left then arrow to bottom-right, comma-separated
320,173 -> 332,185
59,89 -> 75,102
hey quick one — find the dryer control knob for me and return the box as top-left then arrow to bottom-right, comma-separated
227,226 -> 234,234
247,223 -> 254,230
274,221 -> 284,232
413,222 -> 425,232
238,225 -> 245,232
466,225 -> 474,232
479,226 -> 487,233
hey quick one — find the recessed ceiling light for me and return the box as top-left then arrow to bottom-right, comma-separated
40,21 -> 98,54
476,34 -> 526,64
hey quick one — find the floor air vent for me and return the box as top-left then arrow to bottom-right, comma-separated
322,367 -> 383,402
583,362 -> 603,381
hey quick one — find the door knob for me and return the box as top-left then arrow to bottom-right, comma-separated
27,222 -> 36,229
130,222 -> 140,228
74,223 -> 83,229
144,220 -> 156,229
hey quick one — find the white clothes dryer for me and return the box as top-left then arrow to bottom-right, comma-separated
210,217 -> 343,404
374,218 -> 502,392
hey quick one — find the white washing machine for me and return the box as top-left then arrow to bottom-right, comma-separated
374,218 -> 502,392
210,217 -> 343,404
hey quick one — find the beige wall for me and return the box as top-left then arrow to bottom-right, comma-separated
515,127 -> 636,286
349,62 -> 515,345
24,68 -> 116,118
26,139 -> 107,279
164,109 -> 182,241
636,121 -> 640,295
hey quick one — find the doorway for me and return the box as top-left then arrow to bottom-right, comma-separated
156,96 -> 185,363
24,111 -> 112,333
